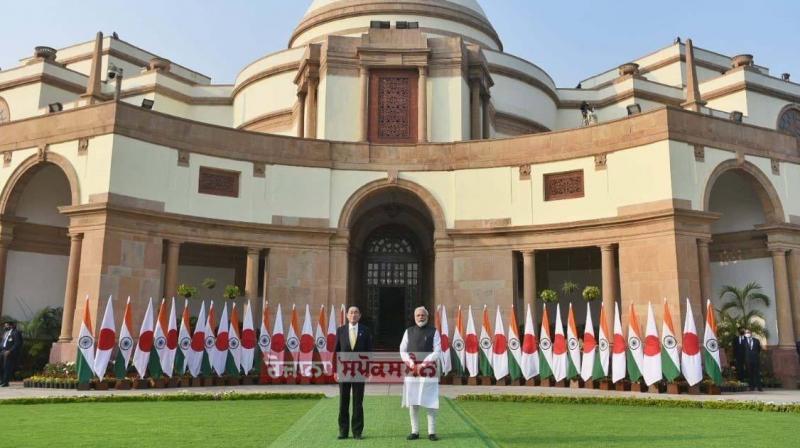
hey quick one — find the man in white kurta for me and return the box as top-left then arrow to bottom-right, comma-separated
400,306 -> 442,441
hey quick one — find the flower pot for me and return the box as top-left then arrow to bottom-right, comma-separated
614,380 -> 630,391
213,377 -> 226,386
598,379 -> 611,390
439,376 -> 453,385
466,376 -> 478,385
152,378 -> 167,388
666,383 -> 679,394
77,382 -> 91,391
115,379 -> 132,390
705,384 -> 721,395
554,380 -> 567,388
525,378 -> 539,387
686,384 -> 701,395
241,375 -> 255,386
569,379 -> 583,389
478,376 -> 494,386
226,377 -> 241,386
647,384 -> 661,394
495,377 -> 509,386
93,380 -> 109,391
540,378 -> 553,388
632,381 -> 647,393
168,377 -> 180,388
584,379 -> 595,389
202,377 -> 214,387
132,378 -> 150,389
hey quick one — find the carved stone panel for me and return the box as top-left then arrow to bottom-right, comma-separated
544,169 -> 584,201
368,69 -> 418,144
78,138 -> 89,155
778,107 -> 800,139
198,166 -> 240,198
519,164 -> 531,180
0,97 -> 9,123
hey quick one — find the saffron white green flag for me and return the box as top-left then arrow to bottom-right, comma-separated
661,299 -> 681,382
204,301 -> 219,376
114,297 -> 134,379
626,303 -> 644,383
315,305 -> 332,376
551,303 -> 567,382
439,305 -> 452,375
507,305 -> 523,381
520,303 -> 539,380
287,305 -> 301,374
566,303 -> 581,380
703,300 -> 723,385
641,302 -> 662,386
257,301 -> 272,375
681,298 -> 703,386
76,297 -> 96,384
228,303 -> 243,375
539,303 -> 554,379
187,301 -> 206,377
464,305 -> 479,377
491,305 -> 509,380
177,299 -> 193,375
478,306 -> 494,377
611,302 -> 626,383
580,302 -> 596,382
594,302 -> 610,380
93,296 -> 115,379
451,306 -> 466,376
132,298 -> 154,379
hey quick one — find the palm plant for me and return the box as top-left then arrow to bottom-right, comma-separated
718,282 -> 770,342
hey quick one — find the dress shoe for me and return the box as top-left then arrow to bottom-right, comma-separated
353,434 -> 363,440
407,433 -> 420,440
0,383 -> 8,387
429,434 -> 439,441
337,434 -> 348,440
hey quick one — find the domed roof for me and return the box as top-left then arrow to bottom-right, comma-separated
304,0 -> 487,18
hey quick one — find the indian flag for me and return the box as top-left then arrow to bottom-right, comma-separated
227,303 -> 243,376
287,305 -> 301,375
626,303 -> 644,383
439,305 -> 452,375
539,303 -> 554,379
212,303 -> 230,376
240,301 -> 256,374
551,303 -> 567,382
478,305 -> 494,377
703,299 -> 722,385
566,303 -> 581,380
299,304 -> 315,377
114,297 -> 134,380
521,303 -> 539,380
580,302 -> 596,382
661,299 -> 681,382
464,305 -> 479,377
93,296 -> 115,379
491,305 -> 509,380
270,304 -> 287,379
176,299 -> 192,375
187,301 -> 206,377
611,302 -> 626,383
507,305 -> 523,381
203,301 -> 218,377
451,305 -> 466,376
76,297 -> 96,384
681,298 -> 702,386
315,305 -> 332,376
594,302 -> 610,380
132,298 -> 154,379
642,302 -> 662,386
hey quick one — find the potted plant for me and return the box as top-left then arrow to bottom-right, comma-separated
223,285 -> 241,300
561,281 -> 578,297
202,277 -> 217,290
539,289 -> 559,303
177,284 -> 198,299
582,286 -> 601,302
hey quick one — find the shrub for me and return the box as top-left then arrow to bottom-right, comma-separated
539,289 -> 559,303
582,285 -> 601,302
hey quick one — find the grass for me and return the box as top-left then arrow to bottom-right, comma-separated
2,394 -> 799,447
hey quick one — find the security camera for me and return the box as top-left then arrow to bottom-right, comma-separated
107,63 -> 122,79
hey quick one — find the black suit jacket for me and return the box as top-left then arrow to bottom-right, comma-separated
733,336 -> 747,360
1,329 -> 23,360
744,337 -> 761,365
334,324 -> 373,353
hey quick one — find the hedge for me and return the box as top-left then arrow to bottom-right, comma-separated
455,393 -> 800,413
0,392 -> 325,406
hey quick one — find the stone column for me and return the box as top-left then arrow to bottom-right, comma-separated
522,250 -> 536,322
418,66 -> 427,143
163,240 -> 181,299
58,233 -> 83,342
697,239 -> 712,305
359,67 -> 369,142
470,79 -> 481,140
307,78 -> 318,139
481,94 -> 490,139
262,249 -> 270,303
769,247 -> 800,387
0,240 -> 9,315
297,91 -> 306,138
245,247 -> 260,300
600,244 -> 617,332
787,249 -> 800,341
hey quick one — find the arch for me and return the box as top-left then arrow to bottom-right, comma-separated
0,96 -> 9,123
776,103 -> 800,139
702,159 -> 784,224
0,152 -> 81,216
338,178 -> 447,234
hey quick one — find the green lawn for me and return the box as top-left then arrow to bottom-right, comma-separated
2,396 -> 798,447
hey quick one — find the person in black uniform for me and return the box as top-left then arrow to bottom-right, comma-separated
743,329 -> 762,391
732,328 -> 747,382
1,320 -> 23,387
334,306 -> 372,440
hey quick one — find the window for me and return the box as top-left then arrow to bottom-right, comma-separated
778,106 -> 800,139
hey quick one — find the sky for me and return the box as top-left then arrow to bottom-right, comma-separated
1,0 -> 798,87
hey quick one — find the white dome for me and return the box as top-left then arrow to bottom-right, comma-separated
304,0 -> 487,18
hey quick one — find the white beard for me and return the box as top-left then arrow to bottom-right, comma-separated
416,319 -> 428,327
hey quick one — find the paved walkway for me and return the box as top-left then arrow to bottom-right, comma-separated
2,381 -> 799,404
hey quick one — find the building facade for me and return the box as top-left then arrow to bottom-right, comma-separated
0,0 -> 799,384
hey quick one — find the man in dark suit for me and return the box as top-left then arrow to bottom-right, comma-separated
1,320 -> 23,387
743,329 -> 762,391
732,328 -> 747,382
334,306 -> 372,440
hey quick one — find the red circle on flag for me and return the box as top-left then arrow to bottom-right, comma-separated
241,329 -> 256,349
643,335 -> 661,356
492,334 -> 507,354
138,330 -> 154,351
271,333 -> 286,351
553,334 -> 566,355
97,328 -> 115,351
612,334 -> 626,354
326,334 -> 336,352
216,331 -> 229,350
583,333 -> 597,353
300,334 -> 315,353
522,334 -> 538,354
191,332 -> 205,351
465,334 -> 478,353
166,329 -> 178,350
682,332 -> 700,355
441,334 -> 450,351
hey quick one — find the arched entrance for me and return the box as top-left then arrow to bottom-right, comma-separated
344,183 -> 437,349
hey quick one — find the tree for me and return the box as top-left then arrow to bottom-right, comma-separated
717,282 -> 770,347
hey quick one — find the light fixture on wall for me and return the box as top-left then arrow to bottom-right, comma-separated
141,98 -> 154,110
48,102 -> 63,113
626,103 -> 642,116
729,110 -> 743,122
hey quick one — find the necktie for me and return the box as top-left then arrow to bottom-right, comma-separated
350,326 -> 356,350
749,339 -> 753,350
